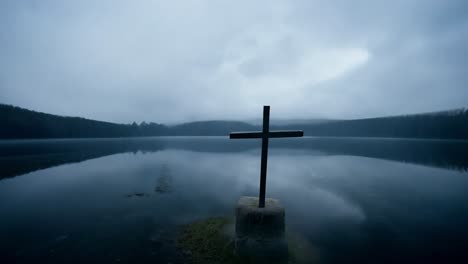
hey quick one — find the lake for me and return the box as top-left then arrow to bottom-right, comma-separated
1,137 -> 468,264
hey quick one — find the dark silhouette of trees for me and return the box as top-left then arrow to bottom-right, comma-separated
276,108 -> 468,139
0,104 -> 255,139
1,104 -> 467,139
0,104 -> 167,139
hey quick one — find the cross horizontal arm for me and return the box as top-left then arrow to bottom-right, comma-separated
229,130 -> 304,139
268,130 -> 304,138
230,131 -> 263,139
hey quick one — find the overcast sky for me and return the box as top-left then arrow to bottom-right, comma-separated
1,0 -> 467,123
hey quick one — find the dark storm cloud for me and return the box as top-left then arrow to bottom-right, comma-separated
0,0 -> 467,123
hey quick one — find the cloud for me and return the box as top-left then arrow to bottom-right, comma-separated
0,0 -> 467,123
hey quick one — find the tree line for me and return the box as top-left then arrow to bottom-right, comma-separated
1,104 -> 467,139
275,108 -> 468,139
0,104 -> 167,139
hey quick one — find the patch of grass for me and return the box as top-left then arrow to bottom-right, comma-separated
177,217 -> 241,264
177,217 -> 319,264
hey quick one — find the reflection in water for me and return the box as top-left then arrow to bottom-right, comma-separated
1,137 -> 467,179
0,138 -> 467,263
155,165 -> 173,194
0,138 -> 165,179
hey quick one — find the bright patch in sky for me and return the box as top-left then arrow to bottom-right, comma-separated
0,0 -> 467,123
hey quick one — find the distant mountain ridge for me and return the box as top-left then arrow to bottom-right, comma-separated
1,104 -> 467,139
247,118 -> 337,126
0,104 -> 256,139
169,120 -> 257,136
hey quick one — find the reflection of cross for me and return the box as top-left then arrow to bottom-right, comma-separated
230,106 -> 304,208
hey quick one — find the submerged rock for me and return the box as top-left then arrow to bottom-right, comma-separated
125,192 -> 149,198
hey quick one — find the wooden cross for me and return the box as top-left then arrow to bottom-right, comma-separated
229,106 -> 304,208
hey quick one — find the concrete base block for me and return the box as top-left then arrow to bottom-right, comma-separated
235,196 -> 285,237
235,236 -> 288,261
235,196 -> 288,260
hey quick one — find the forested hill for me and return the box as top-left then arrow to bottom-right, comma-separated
0,104 -> 256,139
0,104 -> 167,139
274,109 -> 468,139
169,121 -> 257,136
1,104 -> 467,139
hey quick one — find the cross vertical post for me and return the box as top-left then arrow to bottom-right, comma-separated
229,106 -> 303,208
259,105 -> 270,208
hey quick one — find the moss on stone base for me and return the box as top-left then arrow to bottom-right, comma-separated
177,217 -> 318,264
177,217 -> 240,264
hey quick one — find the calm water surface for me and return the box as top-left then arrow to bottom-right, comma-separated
0,137 -> 467,264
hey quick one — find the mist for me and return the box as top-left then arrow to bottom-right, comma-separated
1,0 -> 467,123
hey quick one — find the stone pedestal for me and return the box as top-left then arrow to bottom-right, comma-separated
234,196 -> 288,261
